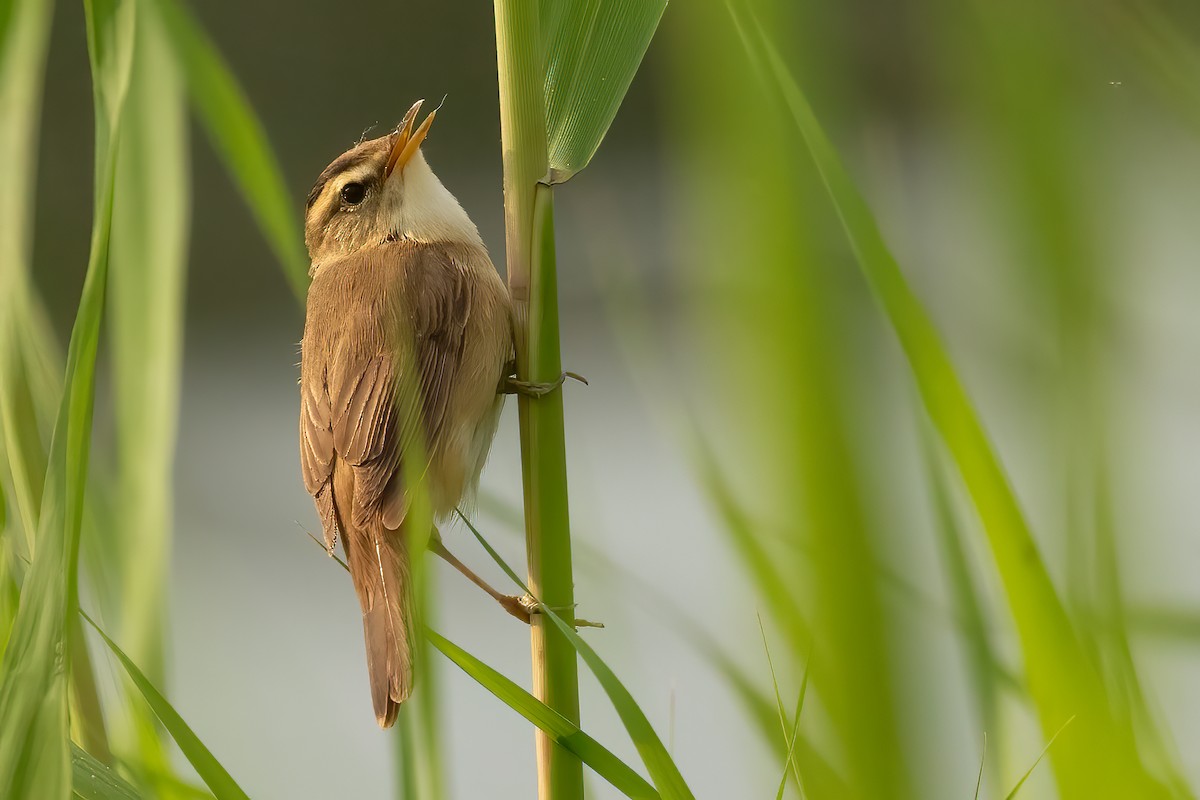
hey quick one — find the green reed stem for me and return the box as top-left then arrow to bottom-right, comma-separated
493,2 -> 583,798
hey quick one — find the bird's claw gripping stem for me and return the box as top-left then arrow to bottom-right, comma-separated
498,593 -> 539,624
500,367 -> 588,398
496,594 -> 605,630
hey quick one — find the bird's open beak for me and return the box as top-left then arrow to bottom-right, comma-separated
384,99 -> 437,180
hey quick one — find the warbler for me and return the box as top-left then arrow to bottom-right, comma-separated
299,101 -> 516,728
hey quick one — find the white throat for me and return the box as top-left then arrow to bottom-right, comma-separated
384,151 -> 483,248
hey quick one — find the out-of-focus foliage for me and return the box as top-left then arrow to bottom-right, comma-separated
0,0 -> 134,796
4,0 -> 1200,797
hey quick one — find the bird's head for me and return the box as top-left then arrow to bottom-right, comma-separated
304,99 -> 481,270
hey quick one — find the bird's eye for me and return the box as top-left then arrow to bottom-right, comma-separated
341,182 -> 366,205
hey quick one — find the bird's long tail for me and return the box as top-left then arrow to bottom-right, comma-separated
334,461 -> 415,728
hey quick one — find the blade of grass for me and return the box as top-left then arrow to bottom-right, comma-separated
154,0 -> 308,299
393,559 -> 445,800
470,498 -> 855,797
0,0 -> 134,794
973,735 -> 986,800
691,440 -> 808,655
756,616 -> 797,792
459,513 -> 695,800
306,534 -> 656,799
0,0 -> 54,554
81,611 -> 251,800
107,0 -> 189,684
669,6 -> 913,795
427,629 -> 659,800
1005,716 -> 1074,799
917,418 -> 1001,752
769,649 -> 809,800
730,7 -> 1172,797
70,744 -> 141,800
539,0 -> 667,182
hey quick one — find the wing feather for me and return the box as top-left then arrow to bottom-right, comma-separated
299,242 -> 473,535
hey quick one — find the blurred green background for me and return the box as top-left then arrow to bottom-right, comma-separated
9,0 -> 1200,798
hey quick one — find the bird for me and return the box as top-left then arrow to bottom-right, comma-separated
298,100 -> 522,728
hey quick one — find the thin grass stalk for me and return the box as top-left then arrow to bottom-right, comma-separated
493,2 -> 583,797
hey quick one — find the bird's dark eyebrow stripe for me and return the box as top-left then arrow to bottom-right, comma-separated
306,150 -> 374,208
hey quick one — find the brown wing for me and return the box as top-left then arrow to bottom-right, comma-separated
299,242 -> 474,532
298,242 -> 475,726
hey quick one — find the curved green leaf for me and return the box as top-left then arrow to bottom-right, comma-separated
427,629 -> 658,800
155,0 -> 308,299
82,612 -> 251,800
729,6 -> 1174,798
459,515 -> 694,800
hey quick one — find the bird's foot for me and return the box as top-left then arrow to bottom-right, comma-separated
498,595 -> 605,630
498,593 -> 539,624
501,371 -> 588,398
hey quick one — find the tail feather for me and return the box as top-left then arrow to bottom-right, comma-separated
334,461 -> 415,728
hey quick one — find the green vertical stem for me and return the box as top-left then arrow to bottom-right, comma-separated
524,184 -> 581,798
493,2 -> 583,798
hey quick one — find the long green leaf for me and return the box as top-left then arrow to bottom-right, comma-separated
107,0 -> 188,687
82,612 -> 251,800
540,0 -> 666,182
0,0 -> 134,795
155,0 -> 307,299
70,744 -> 141,800
472,497 -> 852,798
917,419 -> 1001,754
730,7 -> 1170,797
0,0 -> 54,551
460,516 -> 694,800
427,629 -> 658,800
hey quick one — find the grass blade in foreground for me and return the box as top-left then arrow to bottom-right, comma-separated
71,744 -> 141,800
0,0 -> 54,548
1005,717 -> 1074,799
730,9 -> 1172,797
427,629 -> 659,800
155,0 -> 308,299
461,516 -> 694,800
82,612 -> 251,800
917,420 -> 1000,760
540,0 -> 666,182
109,0 -> 188,686
0,0 -> 133,795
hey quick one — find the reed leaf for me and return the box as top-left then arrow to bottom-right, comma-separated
0,0 -> 54,551
540,0 -> 666,182
82,612 -> 251,800
427,629 -> 659,800
155,0 -> 308,299
731,7 -> 1173,797
70,744 -> 141,800
108,0 -> 189,687
460,515 -> 694,800
0,0 -> 134,795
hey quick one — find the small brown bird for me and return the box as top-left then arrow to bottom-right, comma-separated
299,101 -> 517,727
